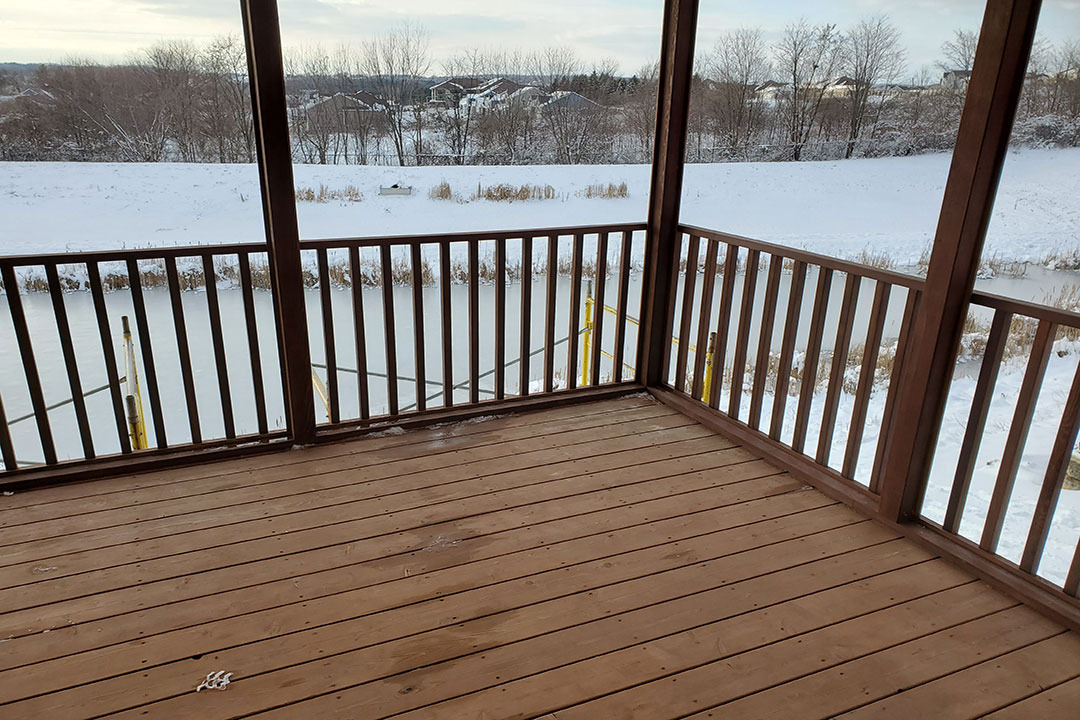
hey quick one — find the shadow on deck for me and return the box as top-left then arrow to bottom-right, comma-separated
2,394 -> 1079,719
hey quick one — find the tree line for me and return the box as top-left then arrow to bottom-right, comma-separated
1,18 -> 1077,165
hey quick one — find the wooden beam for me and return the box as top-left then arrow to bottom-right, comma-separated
878,0 -> 1041,522
638,0 -> 699,387
240,0 -> 317,445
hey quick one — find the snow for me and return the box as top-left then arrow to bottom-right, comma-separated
1,148 -> 1078,266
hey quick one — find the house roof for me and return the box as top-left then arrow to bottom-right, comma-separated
429,77 -> 485,93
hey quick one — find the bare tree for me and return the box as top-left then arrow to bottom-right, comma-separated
201,35 -> 254,163
841,15 -> 906,158
774,20 -> 843,160
941,29 -> 980,72
705,28 -> 771,158
361,23 -> 431,166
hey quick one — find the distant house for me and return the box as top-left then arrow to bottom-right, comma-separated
291,92 -> 384,132
466,78 -> 526,109
824,76 -> 857,97
540,90 -> 600,112
428,77 -> 485,105
753,80 -> 789,101
941,70 -> 972,90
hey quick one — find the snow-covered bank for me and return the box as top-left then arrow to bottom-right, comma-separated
2,149 -> 1079,266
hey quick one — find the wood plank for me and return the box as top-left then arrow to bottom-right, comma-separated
8,493 -> 853,713
839,632 -> 1080,720
136,523 -> 903,720
982,675 -> 1080,719
700,604 -> 1063,719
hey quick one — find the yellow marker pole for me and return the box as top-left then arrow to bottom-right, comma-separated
121,316 -> 148,450
311,368 -> 332,422
702,331 -> 716,402
582,284 -> 594,387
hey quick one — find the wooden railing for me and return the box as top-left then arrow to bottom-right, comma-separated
0,223 -> 645,477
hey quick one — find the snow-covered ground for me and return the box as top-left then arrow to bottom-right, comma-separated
1,148 -> 1078,265
2,149 -> 1080,588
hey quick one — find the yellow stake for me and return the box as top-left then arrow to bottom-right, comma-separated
702,332 -> 716,402
121,316 -> 148,450
582,286 -> 594,387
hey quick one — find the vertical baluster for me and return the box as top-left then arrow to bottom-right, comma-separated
45,264 -> 94,458
870,289 -> 920,494
673,234 -> 700,394
126,258 -> 167,449
439,243 -> 453,409
411,242 -> 427,413
816,273 -> 861,465
0,390 -> 15,470
613,231 -> 633,383
748,254 -> 783,428
943,309 -> 1011,531
202,255 -> 235,438
659,232 -> 686,385
770,260 -> 808,440
792,267 -> 832,453
544,235 -> 558,394
1022,358 -> 1080,573
494,237 -> 507,400
1068,542 -> 1080,596
708,244 -> 739,409
468,240 -> 480,404
349,247 -> 371,420
691,238 -> 719,400
567,233 -> 584,390
238,253 -> 269,435
590,231 -> 609,387
842,281 -> 891,480
164,258 -> 201,443
1,265 -> 57,464
87,262 -> 131,453
519,236 -> 533,396
981,319 -> 1056,552
728,248 -> 760,419
316,249 -> 339,424
380,244 -> 399,416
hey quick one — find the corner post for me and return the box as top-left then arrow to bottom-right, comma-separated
638,0 -> 699,388
879,0 -> 1041,522
240,0 -> 317,444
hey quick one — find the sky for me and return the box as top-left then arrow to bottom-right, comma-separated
0,0 -> 1077,78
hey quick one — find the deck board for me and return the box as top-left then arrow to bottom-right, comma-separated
2,394 -> 1079,719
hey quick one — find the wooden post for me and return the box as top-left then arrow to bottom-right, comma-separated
638,0 -> 699,388
240,0 -> 317,444
879,0 -> 1041,522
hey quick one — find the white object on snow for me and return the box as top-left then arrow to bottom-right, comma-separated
379,184 -> 413,196
196,671 -> 234,692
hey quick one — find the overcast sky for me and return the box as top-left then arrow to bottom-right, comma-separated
0,0 -> 1077,77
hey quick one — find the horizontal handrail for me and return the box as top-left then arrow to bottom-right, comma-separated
679,223 -> 926,291
300,222 -> 648,250
972,290 -> 1080,329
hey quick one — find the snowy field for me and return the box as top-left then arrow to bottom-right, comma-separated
2,149 -> 1080,587
1,148 -> 1079,265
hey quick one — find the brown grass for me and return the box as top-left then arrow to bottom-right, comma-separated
582,182 -> 628,199
429,182 -> 453,201
295,184 -> 362,203
472,183 -> 557,202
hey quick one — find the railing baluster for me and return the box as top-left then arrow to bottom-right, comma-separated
201,255 -> 235,438
45,265 -> 94,459
316,248 -> 339,424
613,231 -> 632,383
728,248 -> 760,419
411,242 -> 427,413
0,391 -> 15,470
981,319 -> 1057,552
1,265 -> 57,464
164,258 -> 201,444
468,240 -> 480,404
238,253 -> 269,435
816,273 -> 861,465
770,260 -> 808,440
870,289 -> 920,494
349,247 -> 371,420
519,236 -> 533,396
87,262 -> 131,454
1067,543 -> 1080,596
567,233 -> 584,390
792,267 -> 832,454
842,280 -> 891,480
126,259 -> 167,449
380,244 -> 399,416
590,231 -> 609,387
544,236 -> 558,394
943,309 -> 1012,532
691,238 -> 719,400
495,238 -> 506,400
1022,359 -> 1080,573
673,234 -> 700,393
439,243 -> 452,409
708,244 -> 739,409
748,254 -> 783,429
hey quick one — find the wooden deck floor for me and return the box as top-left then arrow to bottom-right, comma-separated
2,394 -> 1080,719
